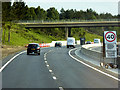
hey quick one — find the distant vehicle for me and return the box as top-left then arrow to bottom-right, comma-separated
67,37 -> 75,48
86,41 -> 91,44
94,39 -> 101,44
27,43 -> 40,55
55,42 -> 62,47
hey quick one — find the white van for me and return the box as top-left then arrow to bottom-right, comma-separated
67,37 -> 75,48
94,39 -> 101,44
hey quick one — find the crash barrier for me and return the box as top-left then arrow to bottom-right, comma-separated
81,44 -> 119,65
39,43 -> 50,47
81,44 -> 103,62
25,45 -> 28,48
25,43 -> 50,48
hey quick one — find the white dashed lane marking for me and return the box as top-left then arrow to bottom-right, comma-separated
59,87 -> 64,90
44,58 -> 46,60
45,61 -> 48,64
46,64 -> 50,67
49,70 -> 53,73
53,76 -> 57,80
44,50 -> 63,90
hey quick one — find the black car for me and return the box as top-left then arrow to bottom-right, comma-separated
55,42 -> 62,47
27,43 -> 40,55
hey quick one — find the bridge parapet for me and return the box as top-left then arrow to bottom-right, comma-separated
17,19 -> 119,24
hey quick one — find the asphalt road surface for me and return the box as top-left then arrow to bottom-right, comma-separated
2,46 -> 119,89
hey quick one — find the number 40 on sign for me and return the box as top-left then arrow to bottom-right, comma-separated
104,31 -> 117,43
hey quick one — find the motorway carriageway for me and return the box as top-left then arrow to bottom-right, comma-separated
1,46 -> 119,89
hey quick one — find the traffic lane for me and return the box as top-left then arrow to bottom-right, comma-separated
2,48 -> 58,88
46,47 -> 118,88
2,47 -> 54,66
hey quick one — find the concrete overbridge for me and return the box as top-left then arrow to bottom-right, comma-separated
18,21 -> 120,37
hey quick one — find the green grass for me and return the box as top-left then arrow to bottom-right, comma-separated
74,33 -> 103,42
85,33 -> 103,42
72,28 -> 103,42
2,30 -> 63,46
2,24 -> 64,46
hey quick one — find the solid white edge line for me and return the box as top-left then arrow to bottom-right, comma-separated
69,48 -> 120,82
0,51 -> 26,72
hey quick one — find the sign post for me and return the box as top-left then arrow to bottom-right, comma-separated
118,45 -> 120,56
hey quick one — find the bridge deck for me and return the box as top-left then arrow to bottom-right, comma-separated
18,21 -> 120,28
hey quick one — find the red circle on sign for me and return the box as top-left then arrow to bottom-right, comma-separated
105,31 -> 116,42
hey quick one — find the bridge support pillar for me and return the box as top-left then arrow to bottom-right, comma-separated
65,27 -> 71,38
65,27 -> 68,39
68,27 -> 71,37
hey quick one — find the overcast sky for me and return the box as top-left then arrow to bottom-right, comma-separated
12,0 -> 120,15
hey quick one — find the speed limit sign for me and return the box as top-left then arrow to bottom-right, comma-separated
104,31 -> 117,43
104,31 -> 117,58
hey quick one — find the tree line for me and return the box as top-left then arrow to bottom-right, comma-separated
2,0 -> 119,22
